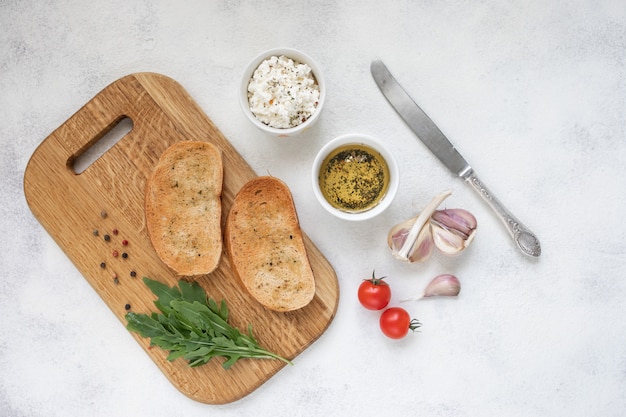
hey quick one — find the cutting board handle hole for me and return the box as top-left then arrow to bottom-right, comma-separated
71,116 -> 133,174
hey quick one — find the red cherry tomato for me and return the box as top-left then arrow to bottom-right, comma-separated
357,271 -> 391,310
379,307 -> 421,339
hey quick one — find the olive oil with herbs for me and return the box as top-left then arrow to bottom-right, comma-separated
319,144 -> 390,213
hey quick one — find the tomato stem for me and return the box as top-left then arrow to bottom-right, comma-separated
409,318 -> 422,332
367,269 -> 387,285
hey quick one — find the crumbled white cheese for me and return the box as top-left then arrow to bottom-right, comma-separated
247,55 -> 320,129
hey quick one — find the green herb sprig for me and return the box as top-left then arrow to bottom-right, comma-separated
125,277 -> 292,370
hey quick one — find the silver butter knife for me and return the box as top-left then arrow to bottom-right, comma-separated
371,59 -> 541,257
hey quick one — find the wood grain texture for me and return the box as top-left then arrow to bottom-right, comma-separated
23,73 -> 339,404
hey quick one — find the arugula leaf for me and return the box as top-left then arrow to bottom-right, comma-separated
125,277 -> 291,370
178,279 -> 208,304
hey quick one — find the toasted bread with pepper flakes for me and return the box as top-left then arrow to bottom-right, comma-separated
145,140 -> 223,276
225,176 -> 316,312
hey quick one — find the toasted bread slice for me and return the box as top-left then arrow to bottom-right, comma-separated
225,176 -> 315,312
145,140 -> 223,276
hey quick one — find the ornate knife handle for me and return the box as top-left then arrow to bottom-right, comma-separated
464,171 -> 541,257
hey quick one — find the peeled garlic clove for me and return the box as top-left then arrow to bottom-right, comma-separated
423,274 -> 461,297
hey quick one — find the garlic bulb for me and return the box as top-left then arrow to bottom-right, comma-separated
387,190 -> 477,263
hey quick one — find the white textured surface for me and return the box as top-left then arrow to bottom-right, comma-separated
2,1 -> 626,416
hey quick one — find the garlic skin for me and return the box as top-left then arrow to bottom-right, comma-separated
422,274 -> 461,298
408,224 -> 434,263
387,218 -> 412,255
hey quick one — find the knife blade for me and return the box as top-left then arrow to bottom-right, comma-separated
371,59 -> 541,257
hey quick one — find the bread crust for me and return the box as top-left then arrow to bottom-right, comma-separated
225,176 -> 315,312
145,140 -> 223,276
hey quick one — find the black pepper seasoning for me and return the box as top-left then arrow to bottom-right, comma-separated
124,304 -> 131,311
100,262 -> 106,269
122,252 -> 128,259
130,271 -> 136,277
104,234 -> 111,242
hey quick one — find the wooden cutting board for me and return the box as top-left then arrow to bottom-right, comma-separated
23,73 -> 339,404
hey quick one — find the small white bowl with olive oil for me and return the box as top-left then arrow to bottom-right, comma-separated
312,133 -> 399,221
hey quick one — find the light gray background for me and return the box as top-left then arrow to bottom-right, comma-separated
2,1 -> 625,416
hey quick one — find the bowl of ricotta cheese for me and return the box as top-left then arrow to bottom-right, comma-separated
240,48 -> 325,137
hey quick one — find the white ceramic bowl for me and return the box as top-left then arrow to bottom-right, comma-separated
239,48 -> 325,138
312,133 -> 399,221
